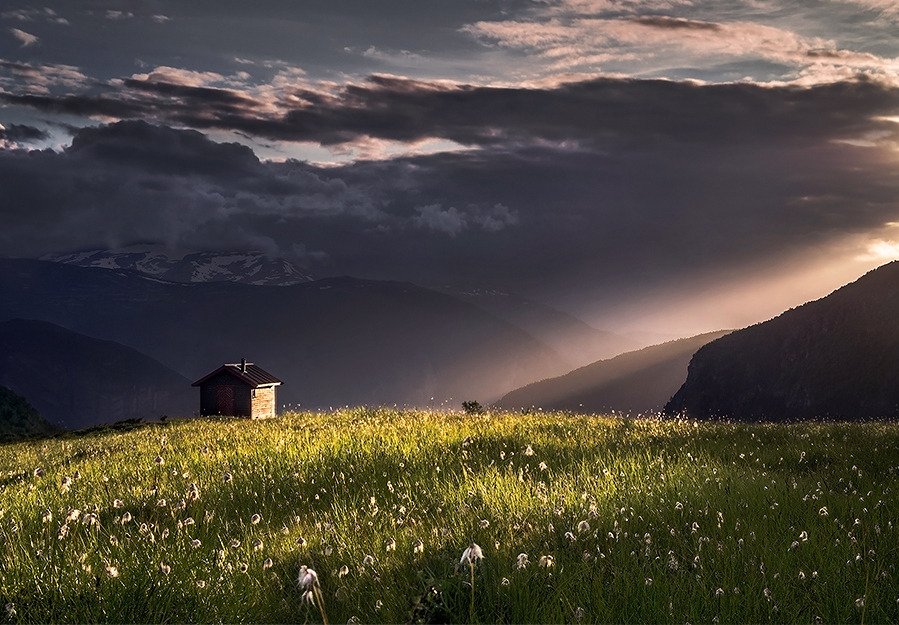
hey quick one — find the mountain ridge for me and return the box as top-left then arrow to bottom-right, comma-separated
0,259 -> 569,409
666,261 -> 899,421
496,330 -> 731,413
0,318 -> 193,429
42,246 -> 313,286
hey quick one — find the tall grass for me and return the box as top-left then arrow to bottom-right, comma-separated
0,409 -> 897,623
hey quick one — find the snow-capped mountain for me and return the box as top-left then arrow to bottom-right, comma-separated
43,246 -> 313,286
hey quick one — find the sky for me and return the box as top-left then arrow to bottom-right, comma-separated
1,0 -> 898,334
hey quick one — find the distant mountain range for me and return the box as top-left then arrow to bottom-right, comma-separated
44,246 -> 313,286
496,330 -> 730,413
0,384 -> 56,442
0,319 -> 193,429
433,286 -> 638,367
667,262 -> 899,421
0,259 -> 575,411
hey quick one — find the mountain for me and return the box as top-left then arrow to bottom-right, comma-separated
0,260 -> 568,409
0,319 -> 193,429
43,246 -> 313,286
433,286 -> 637,367
496,331 -> 730,413
0,384 -> 56,442
666,262 -> 899,421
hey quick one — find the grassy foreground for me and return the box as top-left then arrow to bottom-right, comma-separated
0,409 -> 898,624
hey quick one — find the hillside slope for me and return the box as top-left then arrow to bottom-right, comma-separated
0,384 -> 56,442
496,330 -> 730,413
666,261 -> 899,420
0,319 -> 193,429
0,260 -> 567,407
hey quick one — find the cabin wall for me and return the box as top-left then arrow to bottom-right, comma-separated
199,372 -> 252,417
251,386 -> 276,419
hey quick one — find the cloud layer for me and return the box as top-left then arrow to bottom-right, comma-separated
1,71 -> 897,321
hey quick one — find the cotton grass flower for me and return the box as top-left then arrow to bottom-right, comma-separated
263,558 -> 274,570
460,543 -> 483,566
385,537 -> 396,552
516,553 -> 530,569
298,565 -> 329,623
577,520 -> 590,534
460,543 -> 484,623
412,538 -> 424,554
539,554 -> 555,568
105,564 -> 119,578
250,513 -> 261,525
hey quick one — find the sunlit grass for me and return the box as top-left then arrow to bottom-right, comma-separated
0,409 -> 898,623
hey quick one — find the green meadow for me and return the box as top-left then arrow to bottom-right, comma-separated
0,409 -> 897,623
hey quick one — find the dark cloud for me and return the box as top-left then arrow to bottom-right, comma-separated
121,78 -> 256,107
0,122 -> 48,142
0,91 -> 145,118
631,16 -> 723,31
5,72 -> 899,153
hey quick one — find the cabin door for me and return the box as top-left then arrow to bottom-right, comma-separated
215,385 -> 235,415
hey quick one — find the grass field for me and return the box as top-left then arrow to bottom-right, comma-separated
0,409 -> 898,623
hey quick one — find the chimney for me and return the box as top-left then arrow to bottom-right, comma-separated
240,358 -> 247,373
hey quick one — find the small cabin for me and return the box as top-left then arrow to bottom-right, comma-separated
191,359 -> 282,419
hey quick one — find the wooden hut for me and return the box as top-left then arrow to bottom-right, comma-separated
191,359 -> 282,418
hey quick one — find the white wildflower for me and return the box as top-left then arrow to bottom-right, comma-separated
460,543 -> 483,566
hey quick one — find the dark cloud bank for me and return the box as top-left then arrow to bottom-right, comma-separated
2,75 -> 898,312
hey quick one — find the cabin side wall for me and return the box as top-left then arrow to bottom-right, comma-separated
199,372 -> 253,417
250,386 -> 277,419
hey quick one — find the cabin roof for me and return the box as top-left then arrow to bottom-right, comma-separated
191,363 -> 283,388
